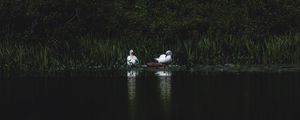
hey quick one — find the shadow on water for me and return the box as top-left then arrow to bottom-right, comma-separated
1,70 -> 300,120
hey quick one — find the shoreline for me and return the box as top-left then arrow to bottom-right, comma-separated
1,64 -> 300,74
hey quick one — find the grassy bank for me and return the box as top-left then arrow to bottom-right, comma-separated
0,34 -> 299,72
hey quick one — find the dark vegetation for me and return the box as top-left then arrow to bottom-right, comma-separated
0,0 -> 299,71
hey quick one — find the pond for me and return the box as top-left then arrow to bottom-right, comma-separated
1,70 -> 300,120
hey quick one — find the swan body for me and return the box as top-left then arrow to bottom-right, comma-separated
155,50 -> 172,64
127,49 -> 139,66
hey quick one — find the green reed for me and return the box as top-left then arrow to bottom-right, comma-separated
263,34 -> 300,64
0,33 -> 299,72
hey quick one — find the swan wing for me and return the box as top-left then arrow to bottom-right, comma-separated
154,54 -> 165,63
159,54 -> 166,59
157,55 -> 172,64
127,56 -> 139,65
166,56 -> 172,63
127,56 -> 131,61
127,56 -> 132,65
132,56 -> 139,65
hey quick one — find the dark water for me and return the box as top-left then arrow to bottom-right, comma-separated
1,70 -> 300,120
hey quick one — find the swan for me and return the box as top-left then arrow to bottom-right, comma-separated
155,50 -> 172,64
127,49 -> 139,66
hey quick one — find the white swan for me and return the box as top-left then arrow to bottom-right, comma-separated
155,50 -> 172,64
127,49 -> 139,66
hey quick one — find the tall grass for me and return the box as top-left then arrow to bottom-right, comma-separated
263,34 -> 300,64
0,34 -> 299,72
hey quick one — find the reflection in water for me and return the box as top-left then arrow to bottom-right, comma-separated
127,70 -> 139,78
155,70 -> 172,77
127,70 -> 138,120
3,71 -> 300,120
155,70 -> 172,120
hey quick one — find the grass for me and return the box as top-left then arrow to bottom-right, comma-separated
0,33 -> 299,72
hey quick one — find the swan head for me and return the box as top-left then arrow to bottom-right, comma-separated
166,50 -> 172,56
129,49 -> 135,55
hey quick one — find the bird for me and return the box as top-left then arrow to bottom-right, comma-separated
154,50 -> 172,64
127,49 -> 139,66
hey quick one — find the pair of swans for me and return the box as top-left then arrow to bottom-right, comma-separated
127,49 -> 172,66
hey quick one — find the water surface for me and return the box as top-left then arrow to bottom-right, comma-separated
1,70 -> 299,120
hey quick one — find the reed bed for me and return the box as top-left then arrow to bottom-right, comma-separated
0,34 -> 299,72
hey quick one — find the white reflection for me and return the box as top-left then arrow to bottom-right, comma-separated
127,71 -> 137,100
156,70 -> 172,102
156,70 -> 172,119
127,70 -> 138,120
127,70 -> 139,78
155,70 -> 172,77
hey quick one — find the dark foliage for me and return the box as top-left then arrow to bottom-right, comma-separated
0,0 -> 299,71
0,0 -> 299,42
